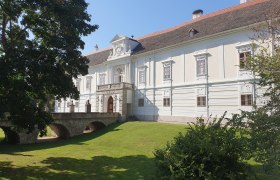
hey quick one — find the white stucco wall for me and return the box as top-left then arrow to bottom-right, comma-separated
55,28 -> 266,124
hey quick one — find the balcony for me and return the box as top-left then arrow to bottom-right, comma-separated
97,82 -> 133,92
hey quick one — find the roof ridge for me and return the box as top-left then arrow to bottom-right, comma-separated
136,0 -> 268,41
86,47 -> 112,56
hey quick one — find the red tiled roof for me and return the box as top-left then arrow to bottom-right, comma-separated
88,0 -> 279,66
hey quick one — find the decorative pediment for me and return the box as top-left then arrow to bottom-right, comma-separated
110,34 -> 126,43
108,34 -> 140,60
236,42 -> 253,53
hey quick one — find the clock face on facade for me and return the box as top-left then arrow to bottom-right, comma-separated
116,46 -> 123,55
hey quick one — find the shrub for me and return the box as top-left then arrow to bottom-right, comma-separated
154,114 -> 251,180
245,109 -> 280,173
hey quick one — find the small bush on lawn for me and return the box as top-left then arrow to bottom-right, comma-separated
154,114 -> 251,180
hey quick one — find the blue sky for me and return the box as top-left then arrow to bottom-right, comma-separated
82,0 -> 240,55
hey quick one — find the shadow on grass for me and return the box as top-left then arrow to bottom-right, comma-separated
250,164 -> 280,180
0,155 -> 156,180
0,122 -> 123,155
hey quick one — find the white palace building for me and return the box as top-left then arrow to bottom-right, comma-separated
55,0 -> 279,123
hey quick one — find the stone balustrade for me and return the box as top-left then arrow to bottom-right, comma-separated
97,82 -> 133,92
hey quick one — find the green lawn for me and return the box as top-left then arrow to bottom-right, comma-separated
0,121 -> 279,179
0,122 -> 186,179
0,128 -> 4,141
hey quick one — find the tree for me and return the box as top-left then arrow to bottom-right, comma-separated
248,5 -> 280,114
245,5 -> 280,172
0,0 -> 98,134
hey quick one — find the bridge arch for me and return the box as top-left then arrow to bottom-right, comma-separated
48,123 -> 70,139
0,126 -> 20,144
84,121 -> 106,133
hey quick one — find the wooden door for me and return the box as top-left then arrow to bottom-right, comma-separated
107,96 -> 113,113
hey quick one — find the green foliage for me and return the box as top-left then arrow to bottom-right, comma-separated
246,47 -> 280,113
0,0 -> 98,133
154,114 -> 251,180
245,110 -> 280,173
245,10 -> 280,173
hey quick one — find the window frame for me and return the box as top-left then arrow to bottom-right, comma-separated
241,94 -> 253,106
76,78 -> 81,92
196,56 -> 206,76
75,101 -> 79,107
239,51 -> 251,70
99,73 -> 106,85
138,68 -> 146,84
163,98 -> 170,107
236,44 -> 252,70
138,98 -> 144,107
197,96 -> 206,107
162,61 -> 172,81
85,77 -> 92,92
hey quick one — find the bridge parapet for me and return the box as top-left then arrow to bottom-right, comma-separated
52,112 -> 120,120
0,112 -> 120,144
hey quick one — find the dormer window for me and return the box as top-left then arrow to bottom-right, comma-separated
189,28 -> 198,37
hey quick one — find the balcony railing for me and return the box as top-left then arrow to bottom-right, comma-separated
97,82 -> 133,91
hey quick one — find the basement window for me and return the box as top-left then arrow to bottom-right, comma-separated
197,96 -> 206,107
241,94 -> 252,106
138,99 -> 144,107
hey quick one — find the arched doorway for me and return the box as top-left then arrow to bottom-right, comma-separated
107,96 -> 113,113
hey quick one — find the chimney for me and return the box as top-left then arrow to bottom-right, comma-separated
240,0 -> 253,4
192,9 -> 203,19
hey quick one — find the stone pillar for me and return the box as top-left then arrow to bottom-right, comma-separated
113,95 -> 117,112
69,101 -> 75,113
119,90 -> 128,121
85,100 -> 91,113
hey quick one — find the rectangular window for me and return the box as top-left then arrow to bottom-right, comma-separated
163,63 -> 171,80
241,94 -> 252,106
76,79 -> 81,92
138,98 -> 144,107
139,69 -> 146,83
197,96 -> 206,107
67,102 -> 71,107
86,77 -> 91,92
239,51 -> 251,69
75,102 -> 79,107
99,74 -> 106,85
58,102 -> 61,108
196,58 -> 206,76
163,98 -> 170,107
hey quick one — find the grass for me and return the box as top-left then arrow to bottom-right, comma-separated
0,121 -> 279,179
0,121 -> 186,179
0,128 -> 4,141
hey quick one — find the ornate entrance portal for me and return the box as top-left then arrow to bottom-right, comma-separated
107,96 -> 113,112
97,82 -> 133,120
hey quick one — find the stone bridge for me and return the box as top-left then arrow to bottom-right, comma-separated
0,112 -> 120,144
